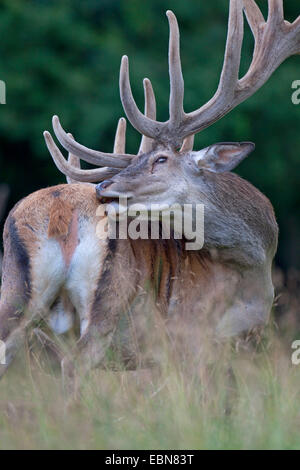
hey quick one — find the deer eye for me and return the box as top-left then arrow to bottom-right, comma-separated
155,156 -> 168,164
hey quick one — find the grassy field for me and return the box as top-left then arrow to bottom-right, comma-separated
0,269 -> 299,450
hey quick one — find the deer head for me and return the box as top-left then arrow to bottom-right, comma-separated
44,1 -> 300,215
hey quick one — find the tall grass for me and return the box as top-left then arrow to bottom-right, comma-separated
0,268 -> 299,450
0,327 -> 299,449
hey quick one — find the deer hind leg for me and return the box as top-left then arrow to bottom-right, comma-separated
0,216 -> 32,377
0,217 -> 66,378
61,239 -> 139,398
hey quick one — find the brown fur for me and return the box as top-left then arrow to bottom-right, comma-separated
47,196 -> 79,268
48,197 -> 73,239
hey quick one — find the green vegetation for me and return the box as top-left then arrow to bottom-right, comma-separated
0,320 -> 300,450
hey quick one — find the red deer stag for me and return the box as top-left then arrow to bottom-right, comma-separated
1,1 -> 299,385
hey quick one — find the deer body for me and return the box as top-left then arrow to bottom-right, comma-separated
0,168 -> 276,377
1,1 -> 299,388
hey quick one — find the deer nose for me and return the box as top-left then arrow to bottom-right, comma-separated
96,180 -> 112,198
96,180 -> 112,193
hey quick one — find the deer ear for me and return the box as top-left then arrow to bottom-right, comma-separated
193,142 -> 255,173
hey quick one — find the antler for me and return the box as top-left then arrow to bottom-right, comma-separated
45,78 -> 158,182
138,78 -> 157,154
65,134 -> 81,184
50,115 -> 134,168
120,1 -> 300,148
44,130 -> 121,183
45,0 -> 300,179
44,118 -> 131,183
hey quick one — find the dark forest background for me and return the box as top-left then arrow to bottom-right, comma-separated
0,0 -> 299,270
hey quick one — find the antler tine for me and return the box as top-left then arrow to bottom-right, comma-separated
167,10 -> 184,127
119,56 -> 164,142
183,0 -> 244,137
44,131 -> 119,183
113,117 -> 127,154
167,10 -> 195,153
120,13 -> 188,149
239,1 -> 300,90
180,134 -> 194,153
66,133 -> 81,184
139,78 -> 157,154
292,15 -> 300,30
215,0 -> 244,97
267,0 -> 284,23
52,115 -> 134,168
290,18 -> 300,56
243,0 -> 265,41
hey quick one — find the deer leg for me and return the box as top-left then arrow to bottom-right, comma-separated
0,217 -> 32,378
0,216 -> 67,378
62,239 -> 140,399
61,326 -> 116,399
216,264 -> 274,338
61,286 -> 126,399
31,327 -> 64,362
